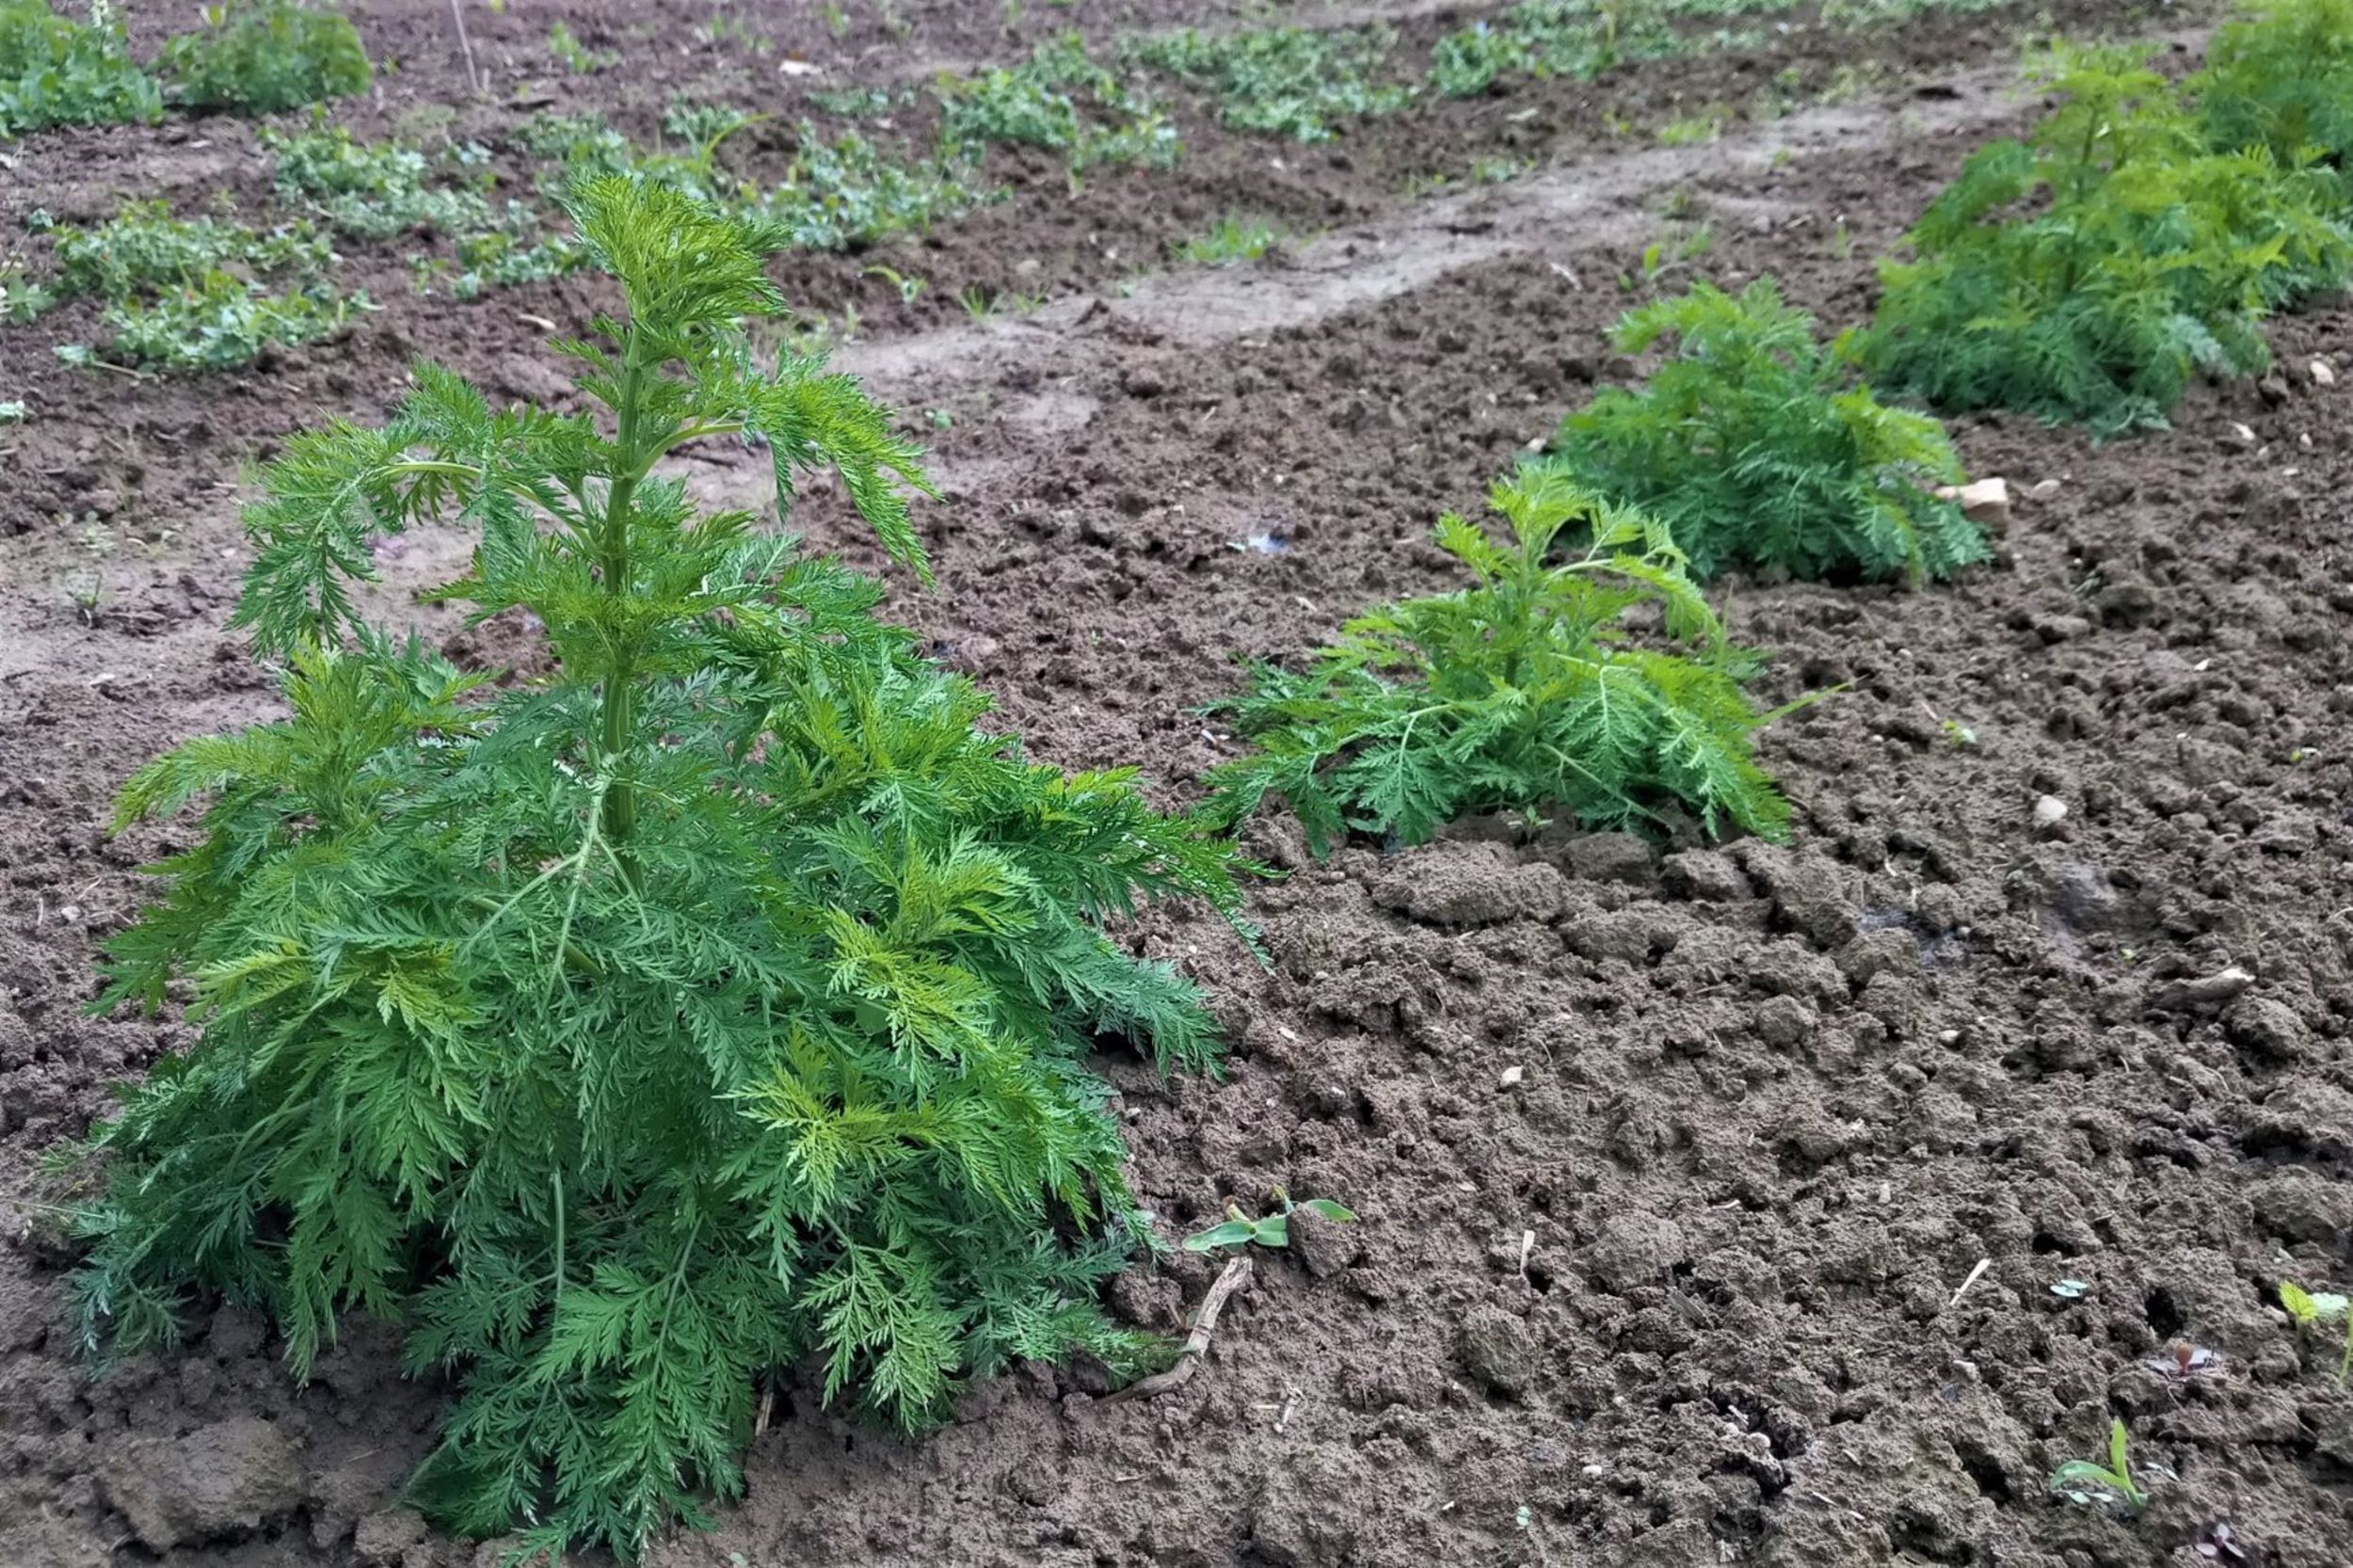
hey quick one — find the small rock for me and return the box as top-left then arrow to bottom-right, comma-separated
2310,359 -> 2336,388
2032,794 -> 2068,832
353,1509 -> 428,1566
1933,476 -> 2010,530
1498,1064 -> 1525,1089
1453,1304 -> 1538,1397
1118,364 -> 1166,398
1561,831 -> 1654,886
2225,995 -> 2312,1064
1288,1203 -> 1353,1281
2222,421 -> 2258,449
1587,1210 -> 1689,1292
2250,1171 -> 2353,1243
1661,849 -> 1750,903
2025,478 -> 2062,502
2258,374 -> 2290,406
101,1418 -> 303,1552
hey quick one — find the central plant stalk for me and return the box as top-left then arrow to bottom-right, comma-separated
598,331 -> 650,846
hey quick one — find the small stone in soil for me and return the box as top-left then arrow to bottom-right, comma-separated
1453,1304 -> 1537,1397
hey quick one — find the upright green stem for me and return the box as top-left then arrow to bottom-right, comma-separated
598,328 -> 650,847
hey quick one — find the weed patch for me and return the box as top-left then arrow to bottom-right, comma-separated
1126,24 -> 1411,142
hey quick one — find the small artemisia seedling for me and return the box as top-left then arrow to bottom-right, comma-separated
1204,470 -> 1799,856
66,176 -> 1243,1561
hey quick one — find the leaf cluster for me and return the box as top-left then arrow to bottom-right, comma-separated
1430,0 -> 1676,97
1544,279 -> 1983,584
936,30 -> 1179,172
0,0 -> 160,136
2047,1417 -> 2148,1514
90,267 -> 361,369
2199,0 -> 2353,199
159,0 -> 369,114
1124,24 -> 1413,142
1204,471 -> 1792,856
1864,41 -> 2353,435
268,123 -> 499,240
13,199 -> 332,322
71,176 -> 1241,1562
2279,1280 -> 2351,1384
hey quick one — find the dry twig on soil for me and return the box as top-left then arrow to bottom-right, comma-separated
1106,1256 -> 1255,1401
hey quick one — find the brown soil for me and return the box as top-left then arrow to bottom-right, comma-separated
8,3 -> 2353,1567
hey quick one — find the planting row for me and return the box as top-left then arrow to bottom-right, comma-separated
2,0 -> 2117,377
40,0 -> 2353,1562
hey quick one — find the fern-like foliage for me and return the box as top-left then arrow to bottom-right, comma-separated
2200,0 -> 2353,200
70,176 -> 1242,1561
1865,41 -> 2353,435
1203,472 -> 1792,856
1543,279 -> 1982,584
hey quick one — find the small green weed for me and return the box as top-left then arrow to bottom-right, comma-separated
1184,1189 -> 1355,1252
1125,24 -> 1412,142
2280,1280 -> 2351,1384
159,0 -> 370,115
808,84 -> 899,118
268,125 -> 494,239
1175,214 -> 1280,265
1204,471 -> 1793,855
545,21 -> 614,73
1657,109 -> 1722,145
0,0 -> 161,135
1543,280 -> 1982,584
2047,1418 -> 2149,1515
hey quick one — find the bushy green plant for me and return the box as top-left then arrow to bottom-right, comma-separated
0,0 -> 161,135
1175,214 -> 1281,265
1545,280 -> 1982,584
67,177 -> 1241,1560
1204,472 -> 1790,855
2199,0 -> 2353,199
1865,42 -> 2353,435
159,0 -> 369,114
89,269 -> 360,369
1125,24 -> 1412,142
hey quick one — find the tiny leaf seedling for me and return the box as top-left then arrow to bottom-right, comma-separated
2048,1417 -> 2149,1515
2281,1280 -> 2351,1384
1184,1190 -> 1357,1253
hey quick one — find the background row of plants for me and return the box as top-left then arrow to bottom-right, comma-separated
1,0 -> 2128,376
0,0 -> 369,134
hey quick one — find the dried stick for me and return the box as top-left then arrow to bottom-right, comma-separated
1105,1255 -> 1253,1402
447,0 -> 482,95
